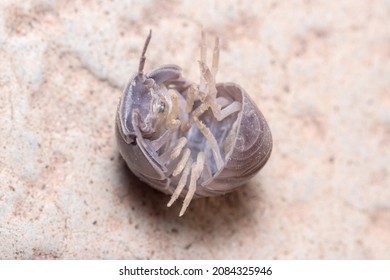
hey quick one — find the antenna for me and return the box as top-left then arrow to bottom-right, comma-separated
138,29 -> 152,76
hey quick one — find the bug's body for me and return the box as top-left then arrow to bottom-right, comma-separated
116,31 -> 272,216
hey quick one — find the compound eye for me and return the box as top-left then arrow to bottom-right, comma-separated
153,99 -> 167,114
157,101 -> 166,113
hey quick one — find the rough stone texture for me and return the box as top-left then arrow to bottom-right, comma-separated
0,0 -> 389,259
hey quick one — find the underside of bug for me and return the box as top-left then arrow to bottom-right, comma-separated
116,30 -> 272,216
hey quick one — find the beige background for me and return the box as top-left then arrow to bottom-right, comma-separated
0,0 -> 389,259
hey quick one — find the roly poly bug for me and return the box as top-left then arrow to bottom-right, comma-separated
116,30 -> 272,216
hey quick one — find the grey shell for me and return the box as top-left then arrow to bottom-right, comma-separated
116,82 -> 272,197
115,31 -> 272,214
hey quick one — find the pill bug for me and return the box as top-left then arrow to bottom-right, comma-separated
116,30 -> 272,216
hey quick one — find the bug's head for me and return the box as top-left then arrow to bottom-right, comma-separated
117,30 -> 171,144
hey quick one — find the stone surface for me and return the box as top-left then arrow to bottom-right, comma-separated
0,0 -> 389,259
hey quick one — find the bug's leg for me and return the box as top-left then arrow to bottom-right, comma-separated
197,33 -> 217,98
166,114 -> 180,130
159,136 -> 186,164
198,61 -> 217,99
185,84 -> 197,113
198,31 -> 209,97
165,89 -> 181,130
150,129 -> 171,151
172,148 -> 191,177
169,137 -> 188,160
194,118 -> 224,170
198,60 -> 218,103
167,159 -> 192,207
198,62 -> 242,121
152,90 -> 182,156
179,152 -> 205,216
197,31 -> 238,121
182,80 -> 213,132
181,99 -> 209,132
181,85 -> 210,132
192,98 -> 209,118
211,36 -> 219,78
200,30 -> 207,71
210,100 -> 242,121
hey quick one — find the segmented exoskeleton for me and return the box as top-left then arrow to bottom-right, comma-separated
116,30 -> 272,216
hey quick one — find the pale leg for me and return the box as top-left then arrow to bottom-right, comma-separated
169,137 -> 188,160
172,148 -> 191,177
167,160 -> 192,207
150,129 -> 171,151
194,118 -> 224,170
211,37 -> 219,78
199,31 -> 208,97
200,31 -> 207,72
209,100 -> 242,121
179,152 -> 205,216
185,84 -> 197,113
198,59 -> 242,121
166,90 -> 181,129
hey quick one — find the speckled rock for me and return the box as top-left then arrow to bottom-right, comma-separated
0,0 -> 389,259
